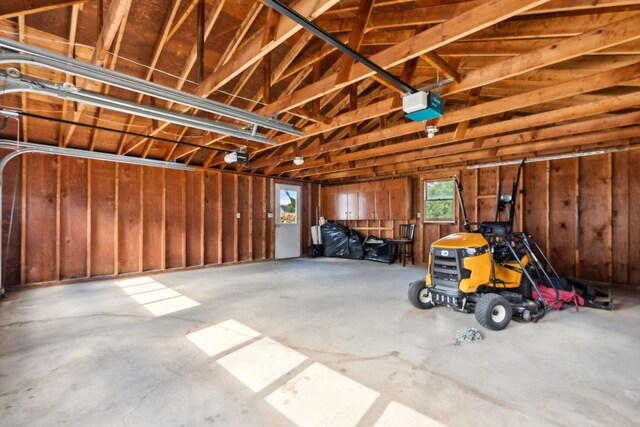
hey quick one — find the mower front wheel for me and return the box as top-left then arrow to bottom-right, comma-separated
408,280 -> 434,309
475,293 -> 512,331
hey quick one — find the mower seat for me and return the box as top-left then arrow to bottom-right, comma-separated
480,221 -> 511,238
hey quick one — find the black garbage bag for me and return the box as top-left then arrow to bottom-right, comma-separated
347,229 -> 365,260
363,235 -> 397,264
307,245 -> 323,258
321,222 -> 350,257
320,222 -> 365,259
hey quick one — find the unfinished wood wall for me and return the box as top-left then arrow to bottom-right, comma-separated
326,151 -> 640,286
1,152 -> 319,287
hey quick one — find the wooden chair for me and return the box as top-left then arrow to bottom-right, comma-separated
390,224 -> 415,267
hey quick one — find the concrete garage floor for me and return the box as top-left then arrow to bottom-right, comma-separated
1,258 -> 639,427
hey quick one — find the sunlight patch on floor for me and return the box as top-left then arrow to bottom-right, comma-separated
116,277 -> 200,316
218,337 -> 307,392
143,295 -> 200,316
374,401 -> 447,427
186,319 -> 260,357
265,362 -> 379,427
130,288 -> 181,305
115,276 -> 157,287
122,282 -> 166,295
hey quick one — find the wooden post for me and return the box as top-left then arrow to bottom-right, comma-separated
114,163 -> 119,275
161,169 -> 166,270
200,171 -> 205,266
261,178 -> 267,260
545,161 -> 550,257
86,160 -> 92,277
607,153 -> 613,283
182,172 -> 187,267
55,156 -> 61,281
20,156 -> 27,287
216,171 -> 222,264
248,176 -> 254,260
233,174 -> 239,263
139,167 -> 143,272
574,159 -> 580,278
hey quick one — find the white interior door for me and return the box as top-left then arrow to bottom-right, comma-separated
275,183 -> 301,259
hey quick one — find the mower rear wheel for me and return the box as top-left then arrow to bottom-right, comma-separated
408,280 -> 434,309
475,293 -> 512,331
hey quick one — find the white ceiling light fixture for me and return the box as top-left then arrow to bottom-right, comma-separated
224,146 -> 249,166
293,156 -> 304,166
224,151 -> 238,164
426,125 -> 439,139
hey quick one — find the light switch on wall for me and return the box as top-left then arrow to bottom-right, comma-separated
236,212 -> 241,219
267,212 -> 274,218
417,212 -> 421,219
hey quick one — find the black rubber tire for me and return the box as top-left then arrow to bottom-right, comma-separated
408,280 -> 435,309
475,293 -> 512,331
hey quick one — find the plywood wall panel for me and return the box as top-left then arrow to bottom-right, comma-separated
59,157 -> 87,279
90,160 -> 115,276
185,171 -> 203,267
612,152 -> 629,285
203,172 -> 221,264
628,150 -> 640,285
24,154 -> 57,284
578,156 -> 611,282
237,175 -> 250,262
300,182 -> 310,254
523,161 -> 548,252
6,154 -> 320,287
142,167 -> 164,271
1,151 -> 22,286
251,177 -> 266,260
477,168 -> 497,195
549,158 -> 578,277
459,169 -> 477,229
165,169 -> 185,269
477,167 -> 497,222
117,164 -> 141,274
221,173 -> 236,263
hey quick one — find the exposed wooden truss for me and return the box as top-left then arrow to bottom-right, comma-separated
1,0 -> 639,183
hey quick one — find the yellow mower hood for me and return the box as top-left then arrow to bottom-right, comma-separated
432,233 -> 488,249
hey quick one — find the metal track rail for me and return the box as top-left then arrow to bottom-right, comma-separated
0,37 -> 302,137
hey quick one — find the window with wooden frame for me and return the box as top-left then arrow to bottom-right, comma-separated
424,179 -> 456,223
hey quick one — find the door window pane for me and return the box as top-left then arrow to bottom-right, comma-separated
279,189 -> 298,224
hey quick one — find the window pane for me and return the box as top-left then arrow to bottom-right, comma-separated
426,200 -> 454,220
427,180 -> 454,199
279,189 -> 297,224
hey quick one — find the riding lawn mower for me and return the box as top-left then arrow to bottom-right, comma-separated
408,161 -> 565,330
